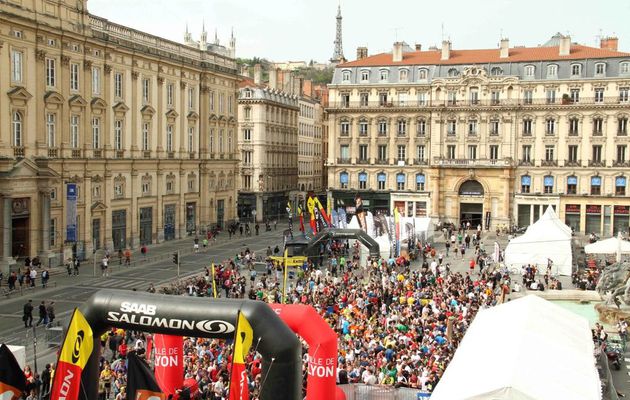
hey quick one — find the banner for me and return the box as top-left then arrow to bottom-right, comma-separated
229,312 -> 253,400
0,344 -> 26,400
127,352 -> 166,400
394,206 -> 401,257
153,335 -> 183,398
211,264 -> 218,299
66,183 -> 77,242
50,309 -> 94,400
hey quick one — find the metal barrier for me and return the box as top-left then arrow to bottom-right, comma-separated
338,384 -> 431,400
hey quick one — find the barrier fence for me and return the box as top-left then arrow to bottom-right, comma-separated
338,384 -> 431,400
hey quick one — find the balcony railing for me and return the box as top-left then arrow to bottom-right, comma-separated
71,149 -> 81,158
13,147 -> 25,158
48,148 -> 58,158
413,158 -> 428,165
541,159 -> 558,167
519,159 -> 534,166
143,151 -> 151,158
588,159 -> 606,167
189,152 -> 196,159
115,150 -> 125,159
328,96 -> 630,110
337,157 -> 351,164
618,131 -> 628,137
356,158 -> 370,165
375,159 -> 389,165
93,149 -> 102,158
564,159 -> 582,167
613,160 -> 630,167
433,157 -> 512,167
396,159 -> 408,165
167,152 -> 175,159
593,130 -> 604,136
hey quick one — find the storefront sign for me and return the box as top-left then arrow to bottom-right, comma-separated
565,204 -> 581,214
614,205 -> 630,215
586,204 -> 601,214
66,184 -> 77,242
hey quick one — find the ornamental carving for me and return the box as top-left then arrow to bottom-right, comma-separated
61,55 -> 70,66
83,60 -> 92,70
131,71 -> 139,80
157,77 -> 165,85
104,64 -> 112,74
35,49 -> 46,62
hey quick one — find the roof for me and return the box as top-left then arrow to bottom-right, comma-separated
238,77 -> 263,89
431,295 -> 601,400
339,44 -> 630,68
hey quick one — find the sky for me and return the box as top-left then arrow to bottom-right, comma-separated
88,0 -> 630,63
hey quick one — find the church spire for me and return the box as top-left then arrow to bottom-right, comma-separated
330,3 -> 345,65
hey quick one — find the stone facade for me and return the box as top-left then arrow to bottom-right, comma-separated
327,35 -> 630,234
0,0 -> 239,271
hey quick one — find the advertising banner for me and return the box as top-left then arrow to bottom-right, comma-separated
153,334 -> 184,397
66,183 -> 77,242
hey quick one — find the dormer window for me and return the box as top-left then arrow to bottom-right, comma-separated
524,65 -> 535,78
447,68 -> 458,77
244,89 -> 252,98
418,68 -> 428,80
570,63 -> 582,77
621,62 -> 630,75
490,67 -> 503,76
342,70 -> 351,82
546,64 -> 558,78
361,70 -> 370,81
595,63 -> 606,76
379,69 -> 389,81
399,69 -> 408,81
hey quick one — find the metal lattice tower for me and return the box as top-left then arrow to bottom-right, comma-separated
331,5 -> 345,63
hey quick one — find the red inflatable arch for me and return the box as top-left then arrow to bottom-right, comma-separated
270,304 -> 346,400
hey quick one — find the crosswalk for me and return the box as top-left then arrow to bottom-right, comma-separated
79,277 -> 150,291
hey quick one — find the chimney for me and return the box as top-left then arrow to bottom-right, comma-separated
303,79 -> 313,97
559,35 -> 571,56
441,40 -> 451,60
499,38 -> 509,58
253,64 -> 262,85
269,68 -> 278,89
601,36 -> 619,51
392,42 -> 403,62
356,46 -> 368,60
240,64 -> 250,77
415,43 -> 422,51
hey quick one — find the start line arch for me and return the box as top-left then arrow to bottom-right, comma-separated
79,289 -> 301,400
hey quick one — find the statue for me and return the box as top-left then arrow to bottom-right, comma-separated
596,261 -> 630,306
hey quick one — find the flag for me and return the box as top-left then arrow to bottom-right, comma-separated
229,312 -> 253,400
127,352 -> 166,400
394,206 -> 401,257
50,309 -> 94,400
211,264 -> 218,299
0,344 -> 26,400
297,205 -> 305,233
313,197 -> 331,227
153,335 -> 183,397
306,195 -> 317,234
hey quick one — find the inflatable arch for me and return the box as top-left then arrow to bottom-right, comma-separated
270,304 -> 346,400
304,228 -> 380,258
79,289 -> 302,400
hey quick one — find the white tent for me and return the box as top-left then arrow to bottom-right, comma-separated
430,295 -> 601,400
504,206 -> 573,276
585,233 -> 630,262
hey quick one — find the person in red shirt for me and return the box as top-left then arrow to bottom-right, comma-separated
469,259 -> 475,273
118,341 -> 128,358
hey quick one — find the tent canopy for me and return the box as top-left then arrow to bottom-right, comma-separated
430,295 -> 601,400
585,236 -> 630,255
504,206 -> 573,276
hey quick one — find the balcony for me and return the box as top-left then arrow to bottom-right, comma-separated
115,150 -> 125,159
336,157 -> 351,164
588,159 -> 606,167
375,159 -> 389,165
189,152 -> 196,159
433,157 -> 512,167
356,158 -> 370,165
71,149 -> 82,158
93,149 -> 102,158
143,151 -> 151,159
541,159 -> 558,167
593,130 -> 604,137
618,130 -> 628,137
614,160 -> 630,167
518,159 -> 534,166
377,131 -> 387,137
13,147 -> 25,158
167,152 -> 175,159
413,158 -> 428,165
48,148 -> 58,158
358,132 -> 368,137
564,159 -> 582,167
568,130 -> 579,137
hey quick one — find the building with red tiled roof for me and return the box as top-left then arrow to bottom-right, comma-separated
326,34 -> 630,241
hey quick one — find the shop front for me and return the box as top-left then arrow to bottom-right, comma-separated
391,192 -> 431,218
513,195 -> 560,228
558,198 -> 630,236
564,204 -> 581,232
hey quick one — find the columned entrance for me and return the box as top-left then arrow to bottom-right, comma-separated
139,207 -> 152,245
164,204 -> 176,241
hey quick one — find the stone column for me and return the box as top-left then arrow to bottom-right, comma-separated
2,196 -> 14,273
39,191 -> 52,264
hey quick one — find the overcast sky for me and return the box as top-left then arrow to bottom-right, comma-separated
88,0 -> 630,62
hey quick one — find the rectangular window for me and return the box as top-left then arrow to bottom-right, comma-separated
209,91 -> 215,111
619,118 -> 628,136
142,123 -> 150,151
340,121 -> 350,136
447,145 -> 456,159
523,90 -> 533,104
568,145 -> 578,162
468,145 -> 477,160
567,176 -> 578,195
417,120 -> 426,136
114,120 -> 123,150
569,118 -> 579,135
447,91 -> 457,105
489,120 -> 499,136
167,83 -> 174,107
188,127 -> 194,153
417,145 -> 425,161
592,145 -> 602,162
92,118 -> 100,149
219,93 -> 225,113
418,92 -> 427,105
244,129 -> 252,141
243,151 -> 252,164
617,177 -> 627,196
546,89 -> 556,104
489,145 -> 499,160
620,87 -> 629,103
359,121 -> 368,136
416,175 -> 425,191
468,120 -> 477,135
570,88 -> 580,103
188,87 -> 195,110
521,176 -> 531,193
397,145 -> 406,161
92,67 -> 101,95
46,58 -> 56,87
70,63 -> 80,91
228,95 -> 233,114
50,218 -> 56,247
46,113 -> 56,147
11,50 -> 23,82
618,145 -> 627,163
378,145 -> 387,161
545,145 -> 555,161
359,144 -> 368,161
166,125 -> 173,152
523,119 -> 532,135
543,176 -> 554,194
379,92 -> 388,106
490,90 -> 500,105
359,174 -> 367,190
593,118 -> 603,135
447,120 -> 456,136
70,114 -> 79,148
469,89 -> 479,105
591,176 -> 601,195
378,120 -> 387,135
522,145 -> 531,162
546,119 -> 555,135
595,88 -> 604,103
114,72 -> 123,98
360,92 -> 369,106
142,78 -> 150,103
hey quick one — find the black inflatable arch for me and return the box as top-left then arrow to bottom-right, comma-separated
79,289 -> 301,400
305,228 -> 380,258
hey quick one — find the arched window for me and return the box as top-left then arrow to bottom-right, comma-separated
417,119 -> 427,136
570,63 -> 582,77
12,111 -> 22,147
490,66 -> 503,76
377,172 -> 386,190
447,68 -> 458,77
342,70 -> 351,82
397,119 -> 407,136
416,173 -> 425,191
520,175 -> 531,193
339,172 -> 349,189
568,117 -> 579,135
360,69 -> 370,81
358,172 -> 367,189
399,69 -> 408,81
620,62 -> 630,75
595,62 -> 606,76
524,65 -> 535,78
546,64 -> 558,78
459,180 -> 484,196
396,173 -> 406,190
566,175 -> 578,194
379,69 -> 389,81
543,175 -> 554,193
418,68 -> 428,80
